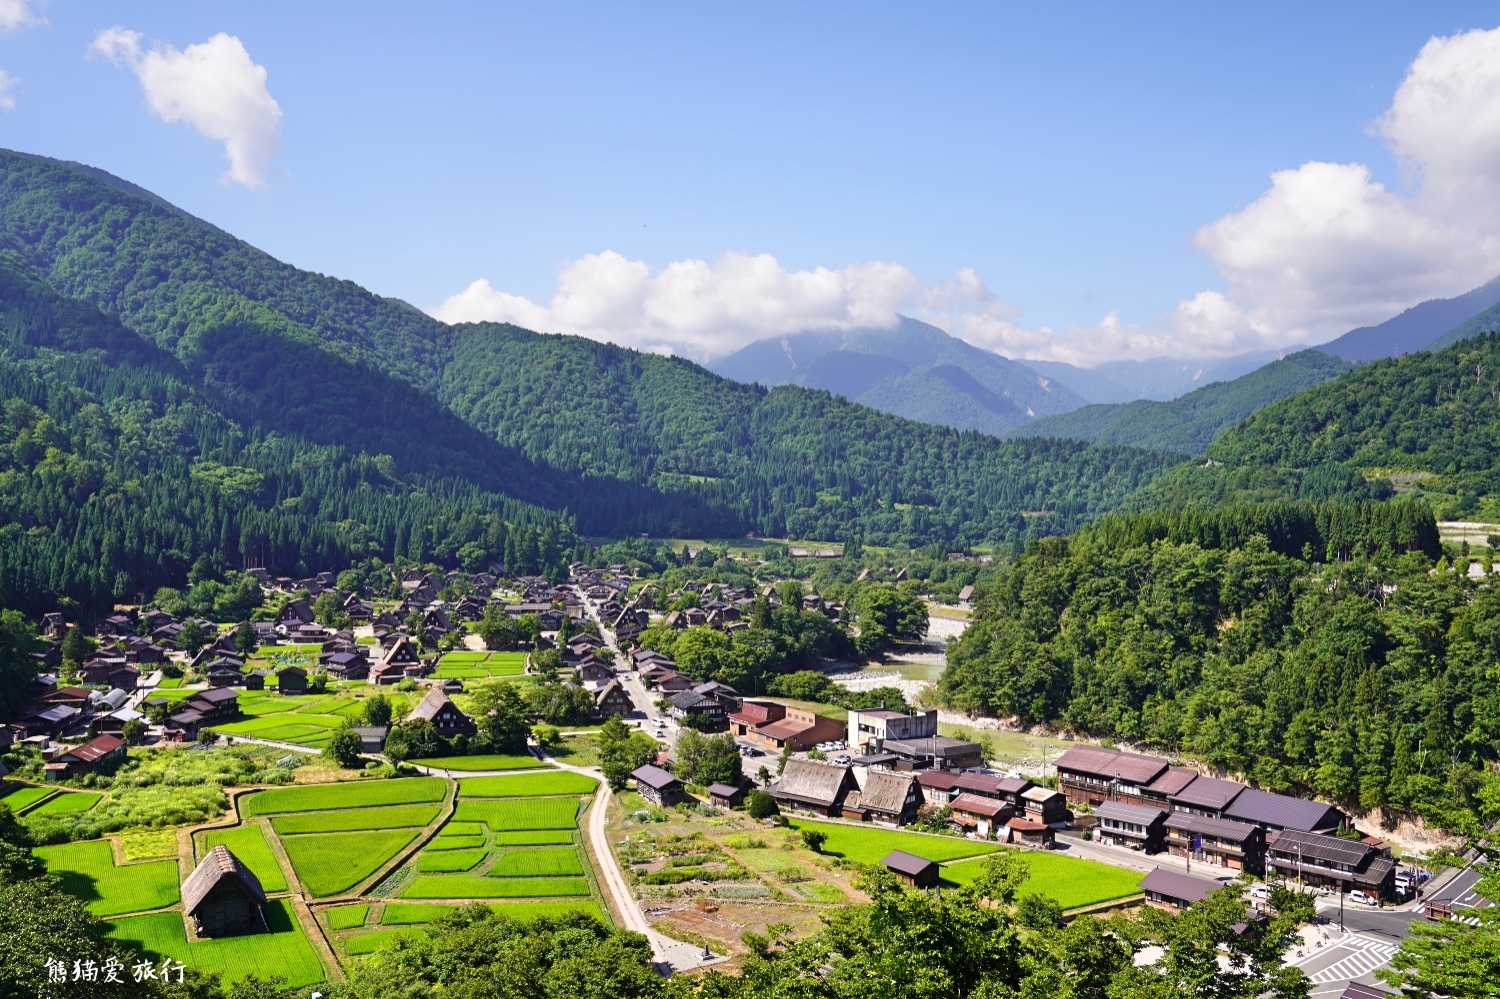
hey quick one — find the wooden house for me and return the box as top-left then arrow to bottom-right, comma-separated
183,845 -> 267,937
276,666 -> 308,695
44,734 -> 126,780
592,679 -> 634,718
843,770 -> 921,825
769,759 -> 858,816
708,783 -> 745,808
1004,817 -> 1055,848
882,849 -> 939,888
408,687 -> 476,737
631,764 -> 686,807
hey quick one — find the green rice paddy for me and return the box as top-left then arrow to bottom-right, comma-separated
0,784 -> 56,812
486,847 -> 584,878
243,777 -> 446,815
426,835 -> 486,850
939,851 -> 1144,909
418,848 -> 487,873
282,829 -> 422,897
380,901 -> 605,925
106,900 -> 325,987
35,840 -> 180,916
453,797 -> 579,831
325,904 -> 370,930
432,652 -> 528,680
270,803 -> 442,834
784,819 -> 1004,867
458,772 -> 597,797
399,874 -> 591,899
489,830 -> 576,846
27,790 -> 104,815
418,754 -> 550,772
198,824 -> 289,892
345,927 -> 427,955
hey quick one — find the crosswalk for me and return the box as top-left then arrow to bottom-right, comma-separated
1301,934 -> 1400,985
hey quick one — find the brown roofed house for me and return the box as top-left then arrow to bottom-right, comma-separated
631,764 -> 686,807
882,849 -> 939,888
844,770 -> 921,825
408,688 -> 476,738
770,758 -> 858,817
183,845 -> 267,937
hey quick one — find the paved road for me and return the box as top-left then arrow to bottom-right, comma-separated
574,586 -> 678,746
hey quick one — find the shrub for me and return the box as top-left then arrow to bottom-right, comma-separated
800,829 -> 828,852
745,790 -> 777,819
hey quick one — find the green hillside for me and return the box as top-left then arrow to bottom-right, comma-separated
1013,350 -> 1354,454
1427,297 -> 1500,352
1194,332 -> 1500,519
0,252 -> 569,614
0,149 -> 1183,556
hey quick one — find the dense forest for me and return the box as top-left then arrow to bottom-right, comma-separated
1016,350 -> 1354,455
0,150 -> 1183,550
0,252 -> 573,615
941,500 -> 1500,832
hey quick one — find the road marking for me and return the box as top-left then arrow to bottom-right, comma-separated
1301,934 -> 1399,985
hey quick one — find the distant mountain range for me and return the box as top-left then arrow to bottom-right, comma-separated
708,316 -> 1090,436
1315,275 -> 1500,362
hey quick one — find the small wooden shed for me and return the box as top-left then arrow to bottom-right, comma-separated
708,783 -> 745,808
631,764 -> 686,807
882,849 -> 940,888
183,845 -> 267,937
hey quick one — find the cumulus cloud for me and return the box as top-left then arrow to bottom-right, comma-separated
1186,25 -> 1500,349
0,0 -> 43,34
91,27 -> 282,190
433,250 -> 946,360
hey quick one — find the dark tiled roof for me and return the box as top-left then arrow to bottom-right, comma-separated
707,783 -> 741,797
1095,801 -> 1167,825
1144,766 -> 1200,796
1267,829 -> 1373,866
631,765 -> 681,790
916,771 -> 960,790
1053,746 -> 1168,785
951,792 -> 1008,818
1170,776 -> 1247,810
882,849 -> 937,877
1224,789 -> 1343,831
1138,866 -> 1221,904
1164,812 -> 1260,842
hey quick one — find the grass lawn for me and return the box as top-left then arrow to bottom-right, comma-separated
543,735 -> 601,769
36,840 -> 180,916
486,847 -> 584,877
419,848 -> 487,873
107,900 -> 324,987
198,825 -> 289,892
400,875 -> 591,899
281,829 -> 422,897
381,900 -> 605,925
785,819 -> 1003,866
243,776 -> 446,815
454,798 -> 580,831
939,851 -> 1145,909
418,754 -> 550,772
326,904 -> 370,930
27,790 -> 104,815
0,785 -> 56,812
271,803 -> 442,834
458,772 -> 597,797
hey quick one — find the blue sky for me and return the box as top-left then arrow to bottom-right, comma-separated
4,2 -> 1500,363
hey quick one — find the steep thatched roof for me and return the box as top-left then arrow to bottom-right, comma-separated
182,845 -> 266,915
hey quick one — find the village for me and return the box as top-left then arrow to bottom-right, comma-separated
0,547 -> 1480,995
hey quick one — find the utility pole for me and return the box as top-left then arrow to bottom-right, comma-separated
1338,884 -> 1344,932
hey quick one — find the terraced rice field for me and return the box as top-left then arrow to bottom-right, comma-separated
209,688 -> 420,749
381,900 -> 605,925
35,840 -> 180,916
271,803 -> 442,834
418,848 -> 486,872
426,835 -> 486,850
939,851 -> 1144,909
784,819 -> 1004,866
244,777 -> 446,815
432,651 -> 528,680
458,772 -> 597,796
326,905 -> 370,930
107,900 -> 325,987
453,797 -> 579,831
27,790 -> 104,815
198,825 -> 289,892
400,874 -> 591,899
418,754 -> 550,772
490,830 -> 576,846
282,829 -> 422,897
0,784 -> 56,812
486,847 -> 585,877
345,927 -> 427,955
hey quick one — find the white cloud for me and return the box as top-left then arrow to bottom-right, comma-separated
91,27 -> 282,190
1185,25 -> 1500,350
433,250 -> 937,360
0,69 -> 16,112
0,0 -> 44,34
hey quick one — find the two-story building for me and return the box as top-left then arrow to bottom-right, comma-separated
1163,812 -> 1266,874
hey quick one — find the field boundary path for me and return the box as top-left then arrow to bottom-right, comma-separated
537,747 -> 727,974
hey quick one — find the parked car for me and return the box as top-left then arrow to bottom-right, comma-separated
1248,883 -> 1274,901
1348,890 -> 1378,906
833,754 -> 851,764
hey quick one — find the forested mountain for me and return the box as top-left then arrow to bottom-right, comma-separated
1318,274 -> 1500,361
1013,350 -> 1353,455
0,149 -> 1185,560
0,252 -> 573,615
941,501 -> 1500,831
708,316 -> 1089,435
